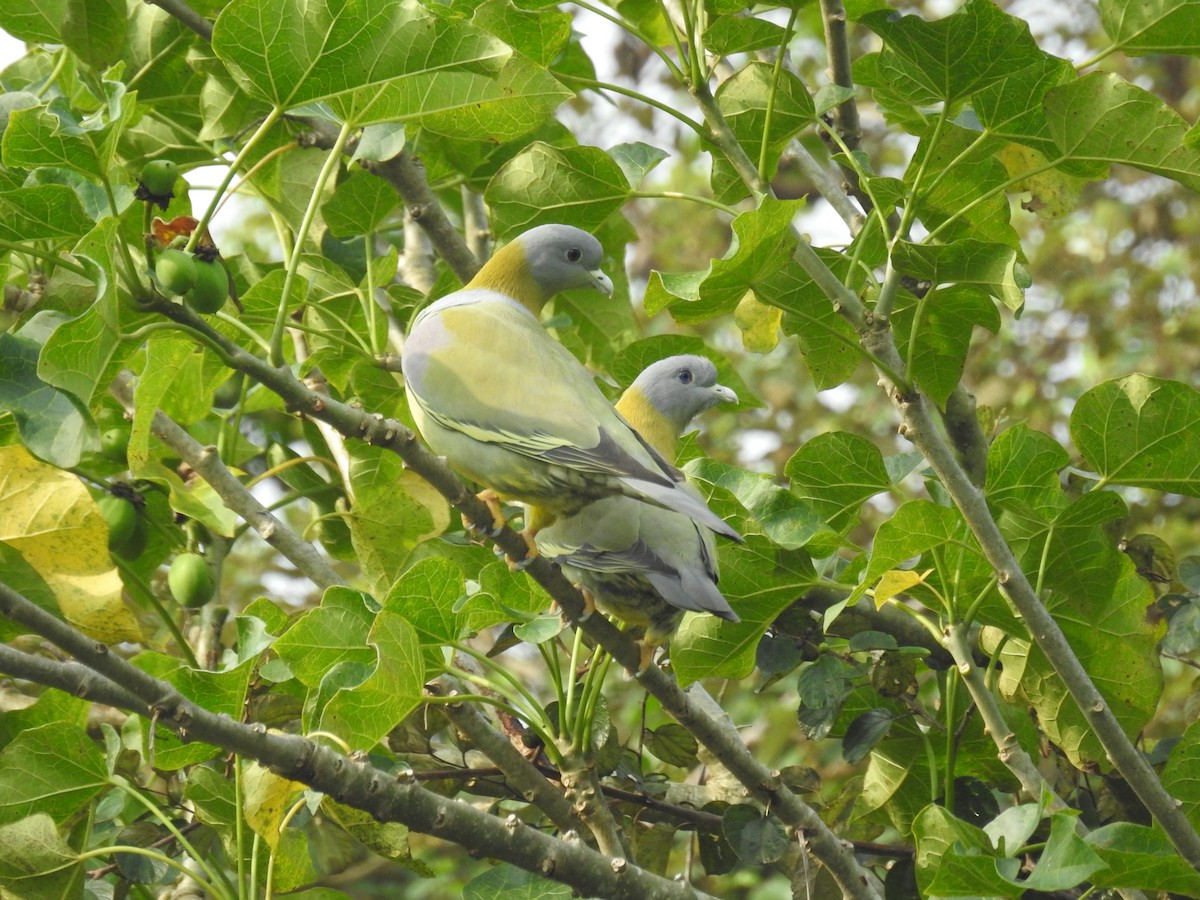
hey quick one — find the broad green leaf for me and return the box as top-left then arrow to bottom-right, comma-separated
0,691 -> 89,753
213,0 -> 508,113
471,0 -> 571,66
242,760 -> 303,851
0,444 -> 137,642
0,332 -> 96,467
893,285 -> 1001,407
1046,72 -> 1200,188
317,610 -> 423,750
1163,718 -> 1200,830
61,0 -> 127,70
913,805 -> 1014,898
0,0 -> 66,42
973,54 -> 1076,155
769,257 -> 863,391
688,458 -> 824,549
671,536 -> 816,686
892,240 -> 1026,311
0,814 -> 83,900
1100,0 -> 1200,56
0,185 -> 94,244
858,500 -> 964,592
382,557 -> 464,646
485,142 -> 630,238
1072,374 -> 1200,495
646,723 -> 698,768
843,709 -> 896,765
985,423 -> 1069,515
459,558 -> 552,633
1087,822 -> 1200,894
135,653 -> 256,770
785,432 -> 891,535
609,141 -> 668,189
273,587 -> 377,688
0,723 -> 108,825
323,171 -> 399,237
322,798 -> 412,862
996,143 -> 1087,218
860,0 -> 1050,106
704,16 -> 786,54
463,864 -> 572,899
644,198 -> 805,322
1019,812 -> 1104,892
723,805 -> 789,864
1,106 -> 104,180
346,444 -> 450,594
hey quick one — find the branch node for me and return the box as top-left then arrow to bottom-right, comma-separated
94,642 -> 109,655
395,767 -> 415,784
505,813 -> 521,832
610,857 -> 628,874
539,858 -> 555,876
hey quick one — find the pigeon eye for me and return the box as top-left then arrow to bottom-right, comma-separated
678,369 -> 693,385
566,247 -> 583,263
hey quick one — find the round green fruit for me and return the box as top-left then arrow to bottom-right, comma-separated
98,494 -> 145,557
156,249 -> 198,296
139,159 -> 179,198
185,260 -> 229,314
168,553 -> 216,608
100,427 -> 130,462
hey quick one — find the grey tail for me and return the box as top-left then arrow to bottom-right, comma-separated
624,478 -> 743,543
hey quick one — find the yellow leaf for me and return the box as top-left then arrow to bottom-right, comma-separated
873,568 -> 932,609
996,143 -> 1085,219
734,290 -> 782,353
242,759 -> 304,851
0,445 -> 140,642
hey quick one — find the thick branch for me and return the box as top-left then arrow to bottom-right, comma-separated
818,0 -> 862,154
429,678 -> 588,837
943,386 -> 989,488
859,330 -> 1200,869
111,371 -> 344,592
0,643 -> 146,713
0,581 -> 712,900
139,297 -> 882,900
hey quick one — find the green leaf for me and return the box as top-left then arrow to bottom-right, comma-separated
0,185 -> 94,244
1087,821 -> 1200,895
703,16 -> 786,54
0,814 -> 83,900
323,172 -> 399,237
1072,374 -> 1200,495
212,0 -> 507,113
687,458 -> 823,549
985,423 -> 1070,515
1046,72 -> 1200,188
317,611 -> 423,751
893,285 -> 1001,407
609,141 -> 669,188
463,863 -> 572,899
859,500 -> 964,591
1100,0 -> 1200,56
61,0 -> 127,70
274,587 -> 377,687
1020,811 -> 1104,892
842,709 -> 896,765
382,557 -> 464,647
645,198 -> 805,322
0,723 -> 108,826
860,0 -> 1050,106
913,805 -> 1015,898
485,142 -> 630,238
1163,718 -> 1200,830
346,444 -> 450,593
785,432 -> 890,536
1,107 -> 103,181
471,0 -> 571,66
973,55 -> 1075,155
892,239 -> 1026,311
0,0 -> 66,42
795,655 -> 856,741
769,258 -> 863,390
722,805 -> 789,864
646,724 -> 699,768
0,331 -> 96,468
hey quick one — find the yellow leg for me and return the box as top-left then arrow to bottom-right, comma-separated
461,489 -> 508,536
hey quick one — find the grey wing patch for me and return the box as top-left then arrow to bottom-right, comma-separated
542,428 -> 681,486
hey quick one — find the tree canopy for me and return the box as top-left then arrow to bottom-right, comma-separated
2,0 -> 1200,897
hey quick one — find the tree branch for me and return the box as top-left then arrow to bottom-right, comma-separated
110,371 -> 344,592
0,581 -> 715,900
145,0 -> 212,40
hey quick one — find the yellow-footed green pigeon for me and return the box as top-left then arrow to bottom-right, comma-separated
535,355 -> 740,657
402,225 -> 740,542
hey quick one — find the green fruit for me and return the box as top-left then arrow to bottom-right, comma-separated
156,249 -> 198,296
100,427 -> 130,462
98,494 -> 144,557
168,553 -> 216,608
185,260 -> 229,314
139,159 -> 179,198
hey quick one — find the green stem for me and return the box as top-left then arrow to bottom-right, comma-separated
758,6 -> 801,180
113,558 -> 199,668
655,0 -> 691,81
78,845 -> 220,894
1076,44 -> 1118,70
573,0 -> 685,81
33,48 -> 68,98
0,239 -> 89,276
270,119 -> 354,366
186,108 -> 285,255
943,669 -> 958,813
631,190 -> 739,215
558,74 -> 706,137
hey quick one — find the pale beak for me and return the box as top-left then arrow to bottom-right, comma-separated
711,384 -> 738,404
589,269 -> 614,297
